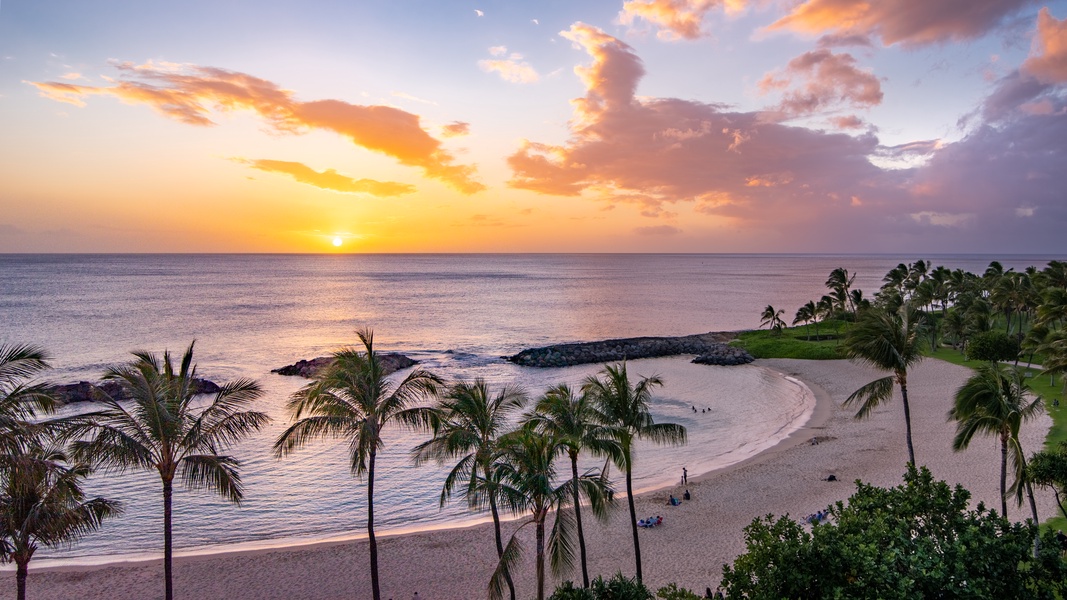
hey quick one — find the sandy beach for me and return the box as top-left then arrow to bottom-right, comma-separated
8,357 -> 1057,600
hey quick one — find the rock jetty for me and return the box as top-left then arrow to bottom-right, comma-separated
47,378 -> 222,405
506,332 -> 752,368
272,353 -> 417,378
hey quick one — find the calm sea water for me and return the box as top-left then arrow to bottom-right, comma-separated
0,253 -> 1061,561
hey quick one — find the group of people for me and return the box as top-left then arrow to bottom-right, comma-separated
637,515 -> 663,528
805,510 -> 829,525
668,489 -> 692,506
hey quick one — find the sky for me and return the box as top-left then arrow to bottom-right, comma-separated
1,0 -> 1066,254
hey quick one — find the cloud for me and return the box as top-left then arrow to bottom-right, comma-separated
236,159 -> 415,196
1022,8 -> 1067,84
618,0 -> 747,41
634,224 -> 682,235
506,22 -> 1067,252
766,0 -> 1035,48
59,72 -> 84,81
391,91 -> 437,105
478,47 -> 540,83
441,121 -> 470,137
475,9 -> 484,17
28,62 -> 484,193
758,49 -> 883,119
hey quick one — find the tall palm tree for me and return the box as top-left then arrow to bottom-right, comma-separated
70,341 -> 269,600
489,428 -> 578,600
949,364 -> 1043,521
0,344 -> 57,453
524,384 -> 619,588
843,304 -> 928,466
412,379 -> 527,600
825,267 -> 856,314
582,363 -> 686,583
274,329 -> 439,600
0,447 -> 121,600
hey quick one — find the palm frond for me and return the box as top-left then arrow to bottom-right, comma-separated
843,376 -> 895,420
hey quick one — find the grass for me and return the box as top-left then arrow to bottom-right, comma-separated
730,325 -> 844,360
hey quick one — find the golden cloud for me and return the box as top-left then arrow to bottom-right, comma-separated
28,63 -> 484,194
238,159 -> 415,196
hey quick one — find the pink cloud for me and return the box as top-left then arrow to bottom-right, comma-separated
618,0 -> 747,41
634,224 -> 683,235
1022,8 -> 1067,84
441,121 -> 470,137
507,22 -> 1067,252
758,49 -> 883,119
28,62 -> 484,194
767,0 -> 1035,48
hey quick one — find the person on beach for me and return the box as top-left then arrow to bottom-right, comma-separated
682,467 -> 688,484
684,489 -> 691,501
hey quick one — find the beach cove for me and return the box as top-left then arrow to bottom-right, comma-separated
10,356 -> 1056,600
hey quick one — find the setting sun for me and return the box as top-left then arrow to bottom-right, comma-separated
332,237 -> 343,247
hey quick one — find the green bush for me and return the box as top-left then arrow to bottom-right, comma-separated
720,466 -> 1067,599
590,573 -> 654,600
549,580 -> 595,600
966,330 -> 1021,362
655,583 -> 702,599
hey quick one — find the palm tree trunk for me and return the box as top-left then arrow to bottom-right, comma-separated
898,375 -> 916,466
625,466 -> 642,582
489,495 -> 516,600
368,450 -> 380,600
163,475 -> 174,600
999,434 -> 1009,517
536,517 -> 546,600
570,453 -> 589,588
1026,479 -> 1039,524
16,558 -> 28,600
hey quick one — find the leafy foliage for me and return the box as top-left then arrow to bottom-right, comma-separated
589,572 -> 654,600
1029,441 -> 1067,519
720,466 -> 1067,599
654,583 -> 702,600
967,330 -> 1022,362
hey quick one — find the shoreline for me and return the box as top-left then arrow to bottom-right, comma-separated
8,357 -> 1058,600
18,358 -> 822,573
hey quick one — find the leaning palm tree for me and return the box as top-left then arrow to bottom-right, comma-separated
843,303 -> 928,466
0,344 -> 57,453
0,447 -> 121,600
582,363 -> 686,583
949,364 -> 1043,520
524,384 -> 619,588
489,428 -> 584,600
274,329 -> 439,600
69,341 -> 269,600
760,305 -> 786,337
412,378 -> 528,600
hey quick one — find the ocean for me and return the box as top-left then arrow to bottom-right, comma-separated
0,253 -> 1060,561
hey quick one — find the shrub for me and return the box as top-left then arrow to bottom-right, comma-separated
589,573 -> 654,600
966,330 -> 1021,362
549,580 -> 595,600
655,583 -> 702,599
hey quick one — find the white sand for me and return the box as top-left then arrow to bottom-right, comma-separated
7,358 -> 1057,600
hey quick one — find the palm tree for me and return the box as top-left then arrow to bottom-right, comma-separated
412,379 -> 527,600
489,428 -> 577,600
0,447 -> 121,600
793,302 -> 815,341
582,363 -> 686,583
949,364 -> 1043,520
274,329 -> 439,600
524,384 -> 619,588
760,305 -> 786,337
843,304 -> 928,466
70,341 -> 269,600
0,344 -> 57,453
825,267 -> 856,314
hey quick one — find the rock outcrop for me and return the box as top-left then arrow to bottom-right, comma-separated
47,378 -> 222,405
271,353 -> 417,378
506,332 -> 747,368
691,345 -> 754,366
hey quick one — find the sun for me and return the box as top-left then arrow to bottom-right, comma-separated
332,237 -> 343,247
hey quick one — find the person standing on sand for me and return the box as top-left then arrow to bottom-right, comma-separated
682,467 -> 688,484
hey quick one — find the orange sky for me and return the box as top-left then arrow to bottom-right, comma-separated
2,0 -> 1067,253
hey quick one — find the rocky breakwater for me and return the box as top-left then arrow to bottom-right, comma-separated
506,332 -> 753,368
272,353 -> 417,378
47,378 -> 222,406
